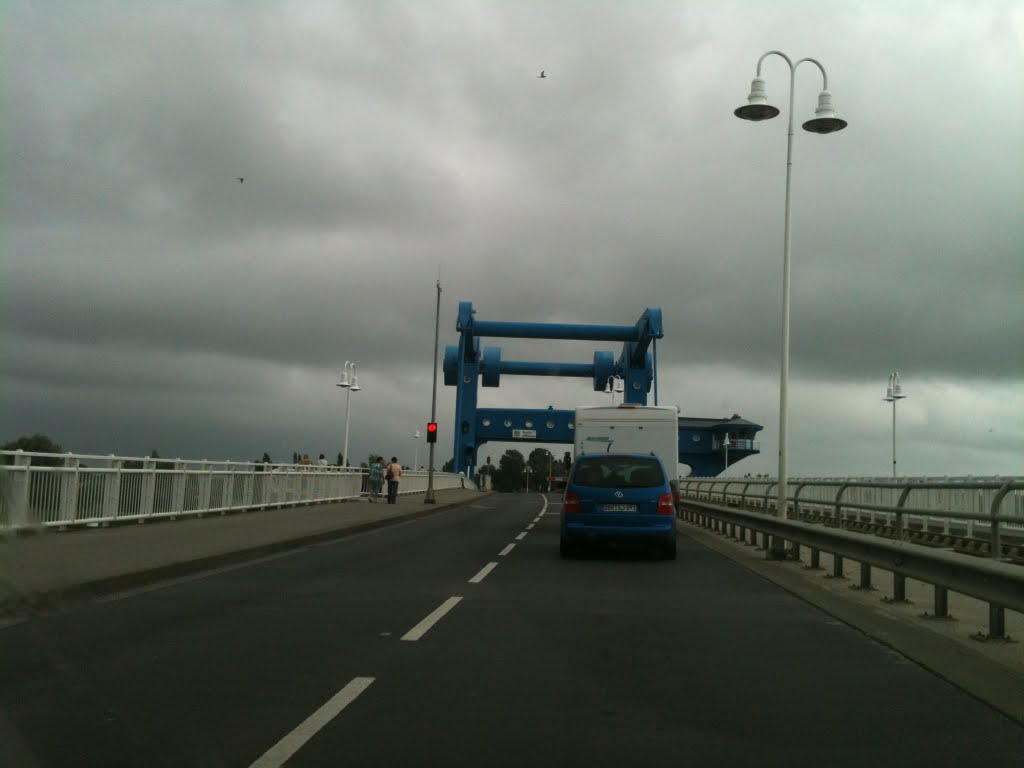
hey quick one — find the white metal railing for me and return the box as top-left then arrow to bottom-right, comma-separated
679,475 -> 1024,548
0,451 -> 478,530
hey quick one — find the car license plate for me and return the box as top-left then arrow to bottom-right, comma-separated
602,504 -> 637,512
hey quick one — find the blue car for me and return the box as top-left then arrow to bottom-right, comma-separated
560,453 -> 677,560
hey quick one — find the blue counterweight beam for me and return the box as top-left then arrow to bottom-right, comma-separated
497,361 -> 594,377
470,321 -> 641,342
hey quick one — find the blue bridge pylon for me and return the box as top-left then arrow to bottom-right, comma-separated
442,301 -> 762,479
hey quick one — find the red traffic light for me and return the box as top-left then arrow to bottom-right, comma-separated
426,422 -> 438,443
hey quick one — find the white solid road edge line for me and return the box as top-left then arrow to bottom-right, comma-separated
498,542 -> 516,557
515,531 -> 527,541
540,494 -> 549,515
401,596 -> 463,642
249,676 -> 375,768
469,561 -> 499,584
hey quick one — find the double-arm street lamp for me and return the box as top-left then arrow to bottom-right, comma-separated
884,371 -> 907,477
734,50 -> 848,519
604,375 -> 624,404
336,361 -> 362,468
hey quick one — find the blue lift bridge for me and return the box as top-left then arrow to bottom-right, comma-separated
443,302 -> 762,479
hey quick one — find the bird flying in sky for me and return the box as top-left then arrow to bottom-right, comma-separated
237,177 -> 244,183
538,71 -> 546,78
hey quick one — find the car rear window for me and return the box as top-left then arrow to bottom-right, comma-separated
572,456 -> 665,488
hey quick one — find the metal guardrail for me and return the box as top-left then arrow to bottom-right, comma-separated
679,476 -> 1024,553
0,451 -> 477,530
677,494 -> 1024,641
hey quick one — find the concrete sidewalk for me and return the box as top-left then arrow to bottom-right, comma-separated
0,488 -> 488,614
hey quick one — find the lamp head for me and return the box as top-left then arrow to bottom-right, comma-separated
734,77 -> 780,121
350,376 -> 361,392
613,378 -> 624,394
802,89 -> 848,134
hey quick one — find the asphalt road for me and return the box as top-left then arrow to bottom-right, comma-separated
1,493 -> 1021,767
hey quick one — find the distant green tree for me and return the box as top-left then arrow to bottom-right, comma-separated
526,448 -> 555,491
492,449 -> 526,492
337,452 -> 345,467
293,452 -> 300,464
149,449 -> 160,459
442,458 -> 454,473
262,452 -> 272,464
2,434 -> 64,466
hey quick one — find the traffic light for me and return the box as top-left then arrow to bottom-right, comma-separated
426,421 -> 438,444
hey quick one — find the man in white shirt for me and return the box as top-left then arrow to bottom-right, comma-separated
386,456 -> 402,504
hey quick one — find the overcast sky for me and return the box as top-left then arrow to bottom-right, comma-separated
3,1 -> 1022,478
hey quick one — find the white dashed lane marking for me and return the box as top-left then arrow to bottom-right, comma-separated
401,596 -> 463,642
248,677 -> 375,768
468,562 -> 499,584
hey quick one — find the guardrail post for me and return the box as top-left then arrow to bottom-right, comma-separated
828,553 -> 844,579
978,605 -> 1007,641
60,454 -> 81,524
243,466 -> 255,508
886,574 -> 908,603
832,484 -> 850,528
198,461 -> 213,514
930,586 -> 950,619
103,456 -> 122,522
784,483 -> 807,561
989,480 -> 1013,561
895,486 -> 912,541
171,461 -> 187,515
140,459 -> 157,519
807,548 -> 822,570
8,452 -> 32,527
853,562 -> 873,590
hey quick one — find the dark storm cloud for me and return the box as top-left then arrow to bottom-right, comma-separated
3,1 -> 1022,474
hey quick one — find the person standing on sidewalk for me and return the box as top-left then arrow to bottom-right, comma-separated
385,456 -> 402,504
368,456 -> 385,503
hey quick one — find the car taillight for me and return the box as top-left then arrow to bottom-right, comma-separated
657,493 -> 675,515
564,493 -> 580,514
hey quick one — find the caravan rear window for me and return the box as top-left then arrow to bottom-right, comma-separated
572,456 -> 665,488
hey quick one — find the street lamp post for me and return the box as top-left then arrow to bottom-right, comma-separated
884,372 -> 906,478
723,433 -> 731,474
734,50 -> 848,523
336,361 -> 362,468
413,429 -> 421,471
525,465 -> 531,494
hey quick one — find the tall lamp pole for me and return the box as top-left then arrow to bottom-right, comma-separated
723,433 -> 731,474
884,372 -> 906,478
734,50 -> 848,521
336,361 -> 362,468
413,429 -> 421,471
425,278 -> 442,504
